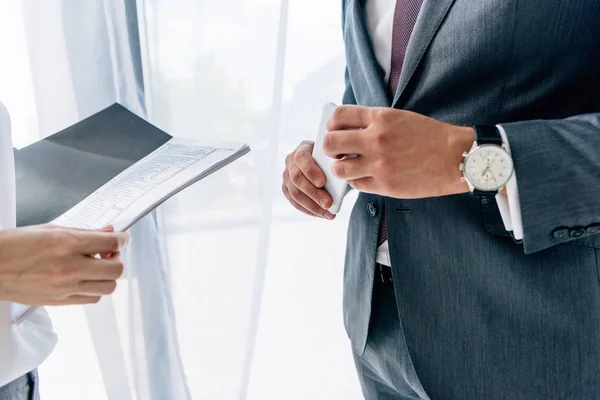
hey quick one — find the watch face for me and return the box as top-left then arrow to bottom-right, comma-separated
464,145 -> 514,191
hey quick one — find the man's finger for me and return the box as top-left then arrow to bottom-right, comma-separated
99,251 -> 120,259
322,130 -> 365,158
326,105 -> 371,131
75,231 -> 130,254
331,157 -> 372,180
283,185 -> 322,218
288,164 -> 333,209
348,177 -> 378,194
287,185 -> 335,220
283,186 -> 321,218
283,170 -> 321,218
293,145 -> 326,188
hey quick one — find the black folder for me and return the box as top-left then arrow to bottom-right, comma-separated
15,103 -> 172,227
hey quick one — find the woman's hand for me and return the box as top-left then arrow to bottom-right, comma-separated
0,225 -> 129,306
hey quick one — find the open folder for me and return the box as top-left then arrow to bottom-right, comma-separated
12,103 -> 250,322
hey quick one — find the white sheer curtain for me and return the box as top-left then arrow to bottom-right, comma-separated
1,1 -> 188,399
0,0 -> 361,398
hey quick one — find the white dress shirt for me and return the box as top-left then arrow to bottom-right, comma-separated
364,0 -> 523,266
0,102 -> 57,387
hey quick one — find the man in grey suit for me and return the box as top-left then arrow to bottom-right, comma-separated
282,0 -> 600,399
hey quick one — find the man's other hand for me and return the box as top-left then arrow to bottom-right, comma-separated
282,140 -> 336,220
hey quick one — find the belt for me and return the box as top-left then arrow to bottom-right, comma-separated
376,263 -> 394,286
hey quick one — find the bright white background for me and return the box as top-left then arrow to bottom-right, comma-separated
0,0 -> 363,398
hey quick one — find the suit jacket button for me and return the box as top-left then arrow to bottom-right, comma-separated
552,227 -> 569,240
367,202 -> 377,217
569,227 -> 586,238
586,223 -> 600,235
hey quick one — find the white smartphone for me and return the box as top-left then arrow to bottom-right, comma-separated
312,102 -> 353,214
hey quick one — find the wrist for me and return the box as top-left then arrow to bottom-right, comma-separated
445,126 -> 475,195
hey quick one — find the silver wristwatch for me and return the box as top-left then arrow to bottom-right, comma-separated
459,125 -> 514,195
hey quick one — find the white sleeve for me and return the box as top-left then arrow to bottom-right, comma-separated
495,125 -> 523,240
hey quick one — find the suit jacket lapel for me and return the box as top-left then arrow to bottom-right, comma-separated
344,0 -> 389,107
392,0 -> 457,107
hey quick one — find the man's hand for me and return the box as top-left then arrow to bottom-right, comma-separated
0,225 -> 130,306
323,105 -> 475,199
282,141 -> 336,220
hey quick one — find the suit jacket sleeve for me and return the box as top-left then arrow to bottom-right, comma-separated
502,112 -> 600,254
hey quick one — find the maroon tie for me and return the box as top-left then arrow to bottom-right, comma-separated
378,0 -> 423,246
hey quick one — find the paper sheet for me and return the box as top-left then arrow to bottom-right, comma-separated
52,138 -> 248,231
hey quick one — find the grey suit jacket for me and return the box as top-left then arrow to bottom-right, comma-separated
341,0 -> 600,398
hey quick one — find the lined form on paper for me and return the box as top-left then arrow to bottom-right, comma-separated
52,138 -> 250,231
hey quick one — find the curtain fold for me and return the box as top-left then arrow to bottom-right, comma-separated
122,217 -> 190,400
3,1 -> 189,398
237,0 -> 290,397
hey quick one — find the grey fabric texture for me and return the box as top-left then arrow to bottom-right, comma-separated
353,277 -> 429,400
341,0 -> 600,398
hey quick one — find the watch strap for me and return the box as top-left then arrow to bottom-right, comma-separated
473,125 -> 502,145
473,189 -> 495,196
